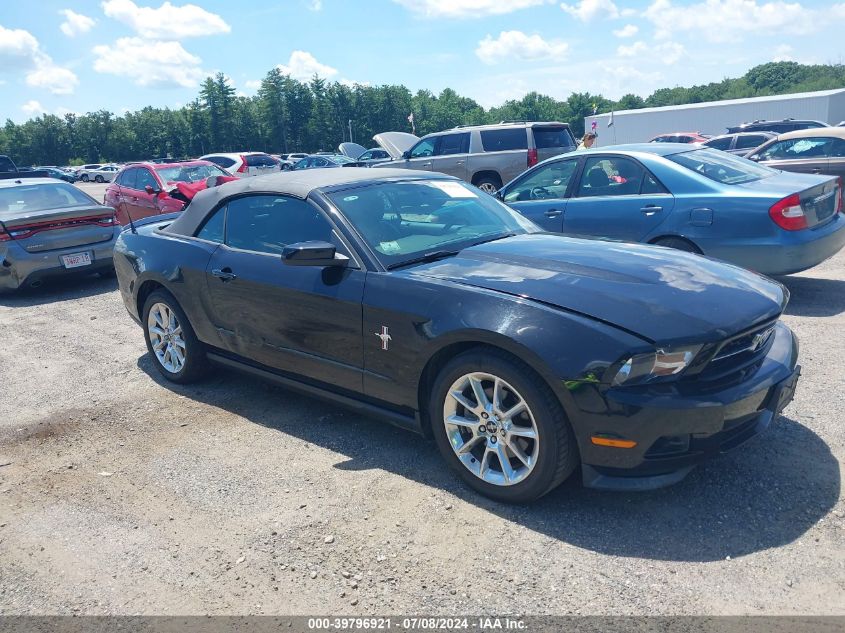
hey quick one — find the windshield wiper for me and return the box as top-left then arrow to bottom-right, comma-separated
470,232 -> 518,247
387,249 -> 460,270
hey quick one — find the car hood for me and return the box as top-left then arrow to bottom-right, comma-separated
373,132 -> 420,159
338,142 -> 367,159
404,234 -> 786,344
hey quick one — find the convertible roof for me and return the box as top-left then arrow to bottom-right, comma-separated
166,167 -> 448,236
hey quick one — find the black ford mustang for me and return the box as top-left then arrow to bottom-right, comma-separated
114,168 -> 800,502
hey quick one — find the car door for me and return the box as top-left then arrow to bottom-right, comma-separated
202,194 -> 365,391
123,167 -> 161,221
403,137 -> 437,171
825,138 -> 845,179
427,132 -> 469,180
501,158 -> 580,232
561,155 -> 674,242
753,137 -> 831,175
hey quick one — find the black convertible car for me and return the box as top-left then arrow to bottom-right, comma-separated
114,168 -> 800,502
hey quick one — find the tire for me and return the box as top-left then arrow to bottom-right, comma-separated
429,349 -> 578,502
80,174 -> 89,182
94,175 -> 104,183
142,289 -> 210,384
653,236 -> 701,254
473,175 -> 502,195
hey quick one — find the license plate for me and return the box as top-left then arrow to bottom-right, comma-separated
61,252 -> 92,268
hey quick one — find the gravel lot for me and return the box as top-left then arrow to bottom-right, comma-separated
0,213 -> 843,615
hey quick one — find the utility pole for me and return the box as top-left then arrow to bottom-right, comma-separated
348,119 -> 353,144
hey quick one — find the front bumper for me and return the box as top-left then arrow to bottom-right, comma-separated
572,322 -> 800,491
0,236 -> 117,291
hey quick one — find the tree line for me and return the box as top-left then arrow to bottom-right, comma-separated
2,61 -> 844,166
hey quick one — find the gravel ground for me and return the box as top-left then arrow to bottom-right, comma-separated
0,239 -> 843,616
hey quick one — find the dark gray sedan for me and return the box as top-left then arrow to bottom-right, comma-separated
0,177 -> 118,291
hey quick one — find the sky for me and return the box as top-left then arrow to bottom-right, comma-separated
1,0 -> 843,123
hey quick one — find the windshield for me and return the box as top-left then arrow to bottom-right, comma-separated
326,179 -> 538,268
330,155 -> 355,165
156,163 -> 230,183
668,148 -> 775,184
0,182 -> 97,213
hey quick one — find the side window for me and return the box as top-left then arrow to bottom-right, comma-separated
207,156 -> 236,169
759,137 -> 832,160
480,128 -> 528,151
224,195 -> 336,255
410,138 -> 437,158
436,133 -> 470,156
532,127 -> 576,150
735,135 -> 766,150
577,156 -> 645,198
359,151 -> 372,161
504,160 -> 578,202
135,169 -> 158,191
705,137 -> 732,150
120,168 -> 138,189
641,172 -> 669,194
196,206 -> 225,243
830,138 -> 845,158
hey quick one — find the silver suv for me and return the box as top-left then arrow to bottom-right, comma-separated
373,122 -> 576,193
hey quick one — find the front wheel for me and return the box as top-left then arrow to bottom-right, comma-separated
142,289 -> 210,383
430,350 -> 578,502
473,176 -> 502,195
94,175 -> 104,183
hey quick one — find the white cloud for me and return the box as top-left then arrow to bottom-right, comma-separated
561,0 -> 619,21
277,50 -> 338,79
59,9 -> 96,37
613,23 -> 638,37
617,40 -> 685,65
245,79 -> 262,90
0,24 -> 79,94
21,100 -> 46,116
644,0 -> 816,41
0,24 -> 41,68
772,44 -> 793,62
392,0 -> 549,18
101,0 -> 231,39
476,31 -> 569,65
92,37 -> 206,88
26,64 -> 79,94
308,0 -> 323,10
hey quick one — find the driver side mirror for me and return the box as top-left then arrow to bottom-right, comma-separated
144,185 -> 162,195
282,241 -> 349,268
747,154 -> 760,161
402,150 -> 411,159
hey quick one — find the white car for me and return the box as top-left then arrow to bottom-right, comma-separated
199,152 -> 281,178
75,164 -> 106,182
86,165 -> 120,183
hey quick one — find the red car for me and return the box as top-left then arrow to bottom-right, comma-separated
649,132 -> 710,144
104,160 -> 235,225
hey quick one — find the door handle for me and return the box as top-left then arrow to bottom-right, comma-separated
131,196 -> 139,202
811,168 -> 822,173
544,209 -> 563,218
455,160 -> 465,165
211,268 -> 237,281
422,162 -> 432,167
641,205 -> 662,216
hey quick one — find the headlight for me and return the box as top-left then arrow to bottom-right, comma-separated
611,345 -> 702,386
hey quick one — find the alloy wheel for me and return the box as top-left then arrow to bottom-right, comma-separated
147,302 -> 186,374
442,372 -> 539,486
477,182 -> 498,194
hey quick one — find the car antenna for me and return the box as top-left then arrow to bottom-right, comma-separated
125,206 -> 137,234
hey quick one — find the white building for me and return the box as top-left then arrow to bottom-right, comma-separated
586,88 -> 845,146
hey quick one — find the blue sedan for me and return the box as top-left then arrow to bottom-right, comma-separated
498,144 -> 845,275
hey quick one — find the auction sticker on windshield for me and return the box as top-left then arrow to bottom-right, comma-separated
430,181 -> 477,197
61,252 -> 92,268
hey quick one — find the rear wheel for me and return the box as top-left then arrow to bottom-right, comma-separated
473,175 -> 502,195
80,174 -> 89,182
142,289 -> 210,383
430,350 -> 578,502
653,236 -> 701,254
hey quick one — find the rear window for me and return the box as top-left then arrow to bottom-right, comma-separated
0,182 -> 97,213
704,137 -> 732,150
156,163 -> 230,183
0,156 -> 16,172
532,126 -> 576,149
735,135 -> 767,150
668,148 -> 775,184
480,128 -> 528,152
